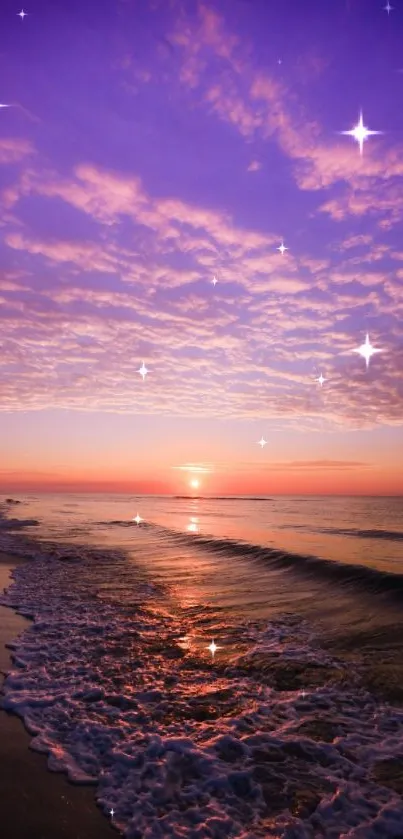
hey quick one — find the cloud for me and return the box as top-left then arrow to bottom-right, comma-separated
164,4 -> 403,224
265,460 -> 374,472
247,160 -> 261,172
112,3 -> 402,233
1,6 -> 402,432
0,138 -> 34,164
1,166 -> 402,430
337,234 -> 373,252
5,232 -> 120,273
318,182 -> 403,228
204,81 -> 263,137
4,163 -> 279,262
171,464 -> 214,473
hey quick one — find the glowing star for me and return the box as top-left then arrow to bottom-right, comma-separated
257,437 -> 267,448
353,333 -> 383,368
17,8 -> 28,19
341,111 -> 382,155
0,104 -> 11,109
277,241 -> 288,255
300,689 -> 306,699
109,808 -> 115,819
212,276 -> 218,286
208,639 -> 219,657
138,361 -> 149,380
133,513 -> 142,525
316,373 -> 326,387
384,1 -> 394,13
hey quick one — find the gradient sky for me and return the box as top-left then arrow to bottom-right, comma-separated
1,0 -> 403,495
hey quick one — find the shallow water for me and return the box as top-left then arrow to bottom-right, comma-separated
3,493 -> 403,573
2,494 -> 403,645
1,494 -> 403,838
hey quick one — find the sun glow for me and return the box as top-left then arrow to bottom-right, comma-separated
190,478 -> 200,489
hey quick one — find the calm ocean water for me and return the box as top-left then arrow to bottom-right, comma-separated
3,493 -> 403,633
1,493 -> 403,838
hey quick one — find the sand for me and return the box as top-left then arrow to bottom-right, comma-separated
0,553 -> 117,839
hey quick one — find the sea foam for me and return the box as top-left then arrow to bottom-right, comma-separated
1,534 -> 403,837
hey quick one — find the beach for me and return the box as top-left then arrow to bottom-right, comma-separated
0,553 -> 116,839
1,495 -> 403,838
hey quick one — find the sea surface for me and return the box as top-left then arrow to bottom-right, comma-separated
1,493 -> 403,838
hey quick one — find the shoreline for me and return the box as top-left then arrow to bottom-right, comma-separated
0,552 -> 117,839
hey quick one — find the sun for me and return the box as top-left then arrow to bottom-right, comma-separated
190,478 -> 200,489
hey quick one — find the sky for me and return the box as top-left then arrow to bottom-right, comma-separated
0,0 -> 403,496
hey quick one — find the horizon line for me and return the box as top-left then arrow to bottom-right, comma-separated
1,491 -> 402,498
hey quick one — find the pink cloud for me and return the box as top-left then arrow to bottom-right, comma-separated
165,4 -> 403,223
204,82 -> 263,137
5,163 -> 276,255
318,182 -> 403,227
0,138 -> 34,164
5,232 -> 119,273
247,160 -> 261,172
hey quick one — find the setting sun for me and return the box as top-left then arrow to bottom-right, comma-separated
190,479 -> 200,489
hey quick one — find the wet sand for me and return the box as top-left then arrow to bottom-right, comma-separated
0,553 -> 117,839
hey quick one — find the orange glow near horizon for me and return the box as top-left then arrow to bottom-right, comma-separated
1,464 -> 403,495
0,412 -> 402,496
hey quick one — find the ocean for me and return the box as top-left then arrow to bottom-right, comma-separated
1,493 -> 403,838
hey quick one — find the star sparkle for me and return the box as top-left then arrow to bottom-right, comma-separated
17,8 -> 28,20
208,639 -> 220,657
316,373 -> 326,387
133,513 -> 142,525
138,361 -> 149,380
340,111 -> 382,155
257,437 -> 267,448
353,333 -> 383,368
277,241 -> 288,255
109,808 -> 115,819
212,276 -> 218,286
383,1 -> 394,13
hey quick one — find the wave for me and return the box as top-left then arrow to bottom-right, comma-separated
320,526 -> 403,542
97,516 -> 403,602
279,524 -> 403,542
0,517 -> 39,530
152,524 -> 403,603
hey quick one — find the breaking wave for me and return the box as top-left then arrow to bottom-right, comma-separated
100,520 -> 403,603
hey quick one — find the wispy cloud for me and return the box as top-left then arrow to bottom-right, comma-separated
171,464 -> 214,473
247,160 -> 261,172
1,154 -> 402,430
162,3 -> 403,227
0,138 -> 34,164
0,0 -> 402,450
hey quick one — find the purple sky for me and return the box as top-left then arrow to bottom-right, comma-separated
0,0 -> 403,495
